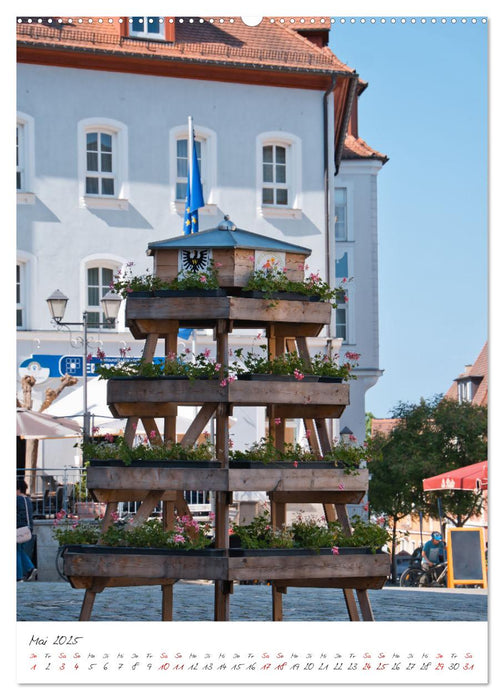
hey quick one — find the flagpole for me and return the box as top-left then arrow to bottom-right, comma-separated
188,115 -> 194,194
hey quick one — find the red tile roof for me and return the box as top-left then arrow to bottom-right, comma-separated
342,133 -> 389,163
371,418 -> 401,437
17,16 -> 355,75
445,342 -> 488,406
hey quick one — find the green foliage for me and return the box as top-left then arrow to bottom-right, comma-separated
81,433 -> 215,466
231,511 -> 390,553
232,510 -> 295,549
110,260 -> 221,298
95,348 -> 224,382
243,259 -> 344,308
367,396 -> 488,539
323,438 -> 371,473
53,514 -> 213,550
230,347 -> 359,381
229,436 -> 318,463
166,259 -> 220,290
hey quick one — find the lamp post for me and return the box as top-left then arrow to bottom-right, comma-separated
46,289 -> 122,442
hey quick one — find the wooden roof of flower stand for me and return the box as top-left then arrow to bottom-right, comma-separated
147,216 -> 311,290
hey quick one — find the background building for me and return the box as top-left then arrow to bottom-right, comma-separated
17,17 -> 387,491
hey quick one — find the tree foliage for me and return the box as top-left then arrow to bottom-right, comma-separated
367,396 -> 487,568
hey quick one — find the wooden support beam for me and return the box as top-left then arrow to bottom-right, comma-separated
98,501 -> 119,540
214,580 -> 231,621
125,491 -> 163,528
79,590 -> 97,621
123,332 -> 160,446
272,585 -> 284,621
179,403 -> 218,448
141,417 -> 163,445
164,335 -> 178,443
174,492 -> 192,518
162,501 -> 175,531
356,589 -> 374,621
161,584 -> 174,621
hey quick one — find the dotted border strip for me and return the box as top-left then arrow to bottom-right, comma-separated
16,17 -> 488,26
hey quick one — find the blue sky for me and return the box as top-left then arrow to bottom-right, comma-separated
328,18 -> 488,417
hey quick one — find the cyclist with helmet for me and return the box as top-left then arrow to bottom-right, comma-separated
422,531 -> 446,571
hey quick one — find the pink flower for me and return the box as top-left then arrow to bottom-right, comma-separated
87,353 -> 93,361
215,262 -> 223,268
331,546 -> 340,555
199,275 -> 207,284
111,511 -> 120,522
220,379 -> 227,387
345,351 -> 361,361
338,483 -> 344,490
342,277 -> 347,283
214,363 -> 221,371
204,348 -> 211,358
344,296 -> 349,303
306,429 -> 311,438
293,369 -> 304,381
349,434 -> 357,442
363,504 -> 369,512
174,534 -> 185,544
274,418 -> 281,425
249,255 -> 255,262
185,348 -> 191,354
293,461 -> 298,468
104,433 -> 114,443
149,430 -> 157,439
209,512 -> 216,521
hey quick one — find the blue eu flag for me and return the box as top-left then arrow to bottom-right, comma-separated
183,141 -> 205,235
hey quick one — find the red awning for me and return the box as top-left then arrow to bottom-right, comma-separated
422,461 -> 488,491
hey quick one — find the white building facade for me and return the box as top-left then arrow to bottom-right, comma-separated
16,17 -> 387,472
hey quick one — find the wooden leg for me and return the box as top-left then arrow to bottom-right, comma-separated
342,589 -> 361,621
356,589 -> 374,621
79,589 -> 97,621
272,585 -> 285,621
161,584 -> 174,621
214,580 -> 232,621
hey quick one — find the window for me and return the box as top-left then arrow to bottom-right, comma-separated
86,266 -> 114,328
257,132 -> 302,217
16,113 -> 35,203
78,118 -> 128,208
169,125 -> 217,213
176,138 -> 202,201
86,131 -> 115,196
262,145 -> 288,206
16,263 -> 25,329
16,124 -> 24,191
335,188 -> 348,241
129,17 -> 165,40
335,289 -> 348,341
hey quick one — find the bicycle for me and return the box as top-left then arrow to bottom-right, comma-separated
400,560 -> 447,588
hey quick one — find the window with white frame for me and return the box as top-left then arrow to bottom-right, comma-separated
176,138 -> 203,201
335,288 -> 348,342
16,113 -> 35,201
79,118 -> 128,207
262,144 -> 288,206
85,131 -> 115,196
335,188 -> 348,241
16,263 -> 25,329
257,132 -> 301,216
169,125 -> 216,209
86,266 -> 115,328
16,124 -> 24,191
129,17 -> 165,40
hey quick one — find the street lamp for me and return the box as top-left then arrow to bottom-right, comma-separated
46,289 -> 122,442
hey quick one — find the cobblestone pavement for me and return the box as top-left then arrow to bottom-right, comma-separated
17,581 -> 487,622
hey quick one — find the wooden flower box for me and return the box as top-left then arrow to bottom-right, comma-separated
62,546 -> 390,589
86,464 -> 368,505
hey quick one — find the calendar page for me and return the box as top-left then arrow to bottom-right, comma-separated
12,1 -> 492,694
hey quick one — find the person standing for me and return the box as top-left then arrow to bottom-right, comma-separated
17,478 -> 36,582
422,531 -> 446,570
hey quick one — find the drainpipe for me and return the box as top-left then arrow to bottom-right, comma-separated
323,74 -> 337,306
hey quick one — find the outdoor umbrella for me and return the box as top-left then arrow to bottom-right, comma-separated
16,407 -> 82,439
422,461 -> 488,492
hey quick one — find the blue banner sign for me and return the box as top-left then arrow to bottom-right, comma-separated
19,354 -> 167,380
